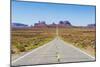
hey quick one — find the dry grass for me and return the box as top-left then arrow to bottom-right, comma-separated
59,27 -> 96,56
11,28 -> 56,54
11,27 -> 96,57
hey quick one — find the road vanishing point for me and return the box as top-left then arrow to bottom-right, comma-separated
12,26 -> 95,66
12,36 -> 95,66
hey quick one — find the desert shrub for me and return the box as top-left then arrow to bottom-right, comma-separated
11,28 -> 56,54
59,27 -> 96,49
15,43 -> 25,52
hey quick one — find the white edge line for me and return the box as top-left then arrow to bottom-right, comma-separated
60,37 -> 95,59
12,37 -> 95,64
12,38 -> 55,64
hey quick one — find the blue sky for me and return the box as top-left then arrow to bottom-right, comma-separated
12,1 -> 96,26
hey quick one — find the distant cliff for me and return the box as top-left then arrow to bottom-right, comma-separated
11,22 -> 95,28
87,24 -> 96,28
12,23 -> 29,28
34,20 -> 72,28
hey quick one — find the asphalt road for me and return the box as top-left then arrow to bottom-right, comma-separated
12,37 -> 95,66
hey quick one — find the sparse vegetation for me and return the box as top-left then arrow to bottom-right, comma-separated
11,26 -> 96,57
11,28 -> 56,54
59,27 -> 96,56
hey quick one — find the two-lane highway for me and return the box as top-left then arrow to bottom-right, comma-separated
12,37 -> 95,66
